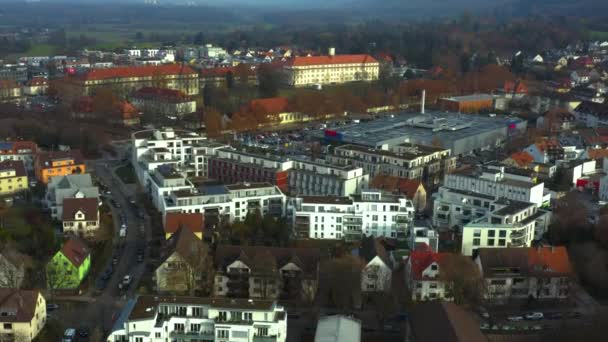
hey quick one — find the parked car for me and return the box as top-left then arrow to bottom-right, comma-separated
123,275 -> 132,285
508,316 -> 524,322
46,303 -> 59,311
525,312 -> 544,320
78,327 -> 90,337
112,256 -> 119,265
137,254 -> 144,263
63,328 -> 76,342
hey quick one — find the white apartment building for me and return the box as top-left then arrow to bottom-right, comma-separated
442,166 -> 549,207
131,128 -> 208,184
461,198 -> 551,256
288,158 -> 369,197
200,44 -> 228,58
164,182 -> 286,228
106,296 -> 287,342
292,191 -> 414,241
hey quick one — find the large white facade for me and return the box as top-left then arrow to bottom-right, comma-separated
292,191 -> 414,240
106,296 -> 287,342
288,158 -> 369,197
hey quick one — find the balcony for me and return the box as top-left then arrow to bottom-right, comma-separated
170,331 -> 215,340
395,216 -> 409,224
253,336 -> 278,342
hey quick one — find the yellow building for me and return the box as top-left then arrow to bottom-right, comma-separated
284,48 -> 379,87
0,289 -> 47,342
0,160 -> 28,195
34,150 -> 86,184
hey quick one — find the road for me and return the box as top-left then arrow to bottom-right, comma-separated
49,143 -> 153,337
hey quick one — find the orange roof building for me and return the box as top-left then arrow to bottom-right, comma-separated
34,150 -> 86,184
284,48 -> 379,87
164,212 -> 204,240
505,151 -> 535,168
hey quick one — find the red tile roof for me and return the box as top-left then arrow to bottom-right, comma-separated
587,148 -> 608,160
164,212 -> 204,235
77,64 -> 197,81
0,79 -> 19,89
370,175 -> 423,198
527,247 -> 573,275
409,250 -> 449,281
248,97 -> 290,115
508,151 -> 534,167
133,87 -> 190,102
534,139 -> 562,152
0,289 -> 41,323
285,54 -> 377,67
36,150 -> 85,168
60,237 -> 90,267
62,198 -> 99,222
504,80 -> 528,94
113,101 -> 140,120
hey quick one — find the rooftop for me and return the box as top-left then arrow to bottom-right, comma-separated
493,199 -> 534,216
300,196 -> 353,205
441,94 -> 494,102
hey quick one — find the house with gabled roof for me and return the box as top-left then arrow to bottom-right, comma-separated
475,246 -> 573,301
154,227 -> 211,294
214,245 -> 321,301
45,173 -> 99,219
359,236 -> 392,292
62,197 -> 100,238
405,247 -> 454,301
0,289 -> 47,342
163,212 -> 204,240
46,237 -> 91,290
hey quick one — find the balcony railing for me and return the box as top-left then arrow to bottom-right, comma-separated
253,336 -> 278,342
170,331 -> 215,340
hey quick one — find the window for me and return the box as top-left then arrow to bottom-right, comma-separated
488,230 -> 495,237
430,264 -> 438,271
244,312 -> 253,321
217,330 -> 229,338
174,323 -> 185,331
499,230 -> 506,238
488,239 -> 495,246
192,307 -> 202,317
498,239 -> 506,246
155,332 -> 161,338
3,323 -> 12,329
190,323 -> 201,332
473,229 -> 481,237
491,279 -> 507,285
372,215 -> 378,221
473,238 -> 481,246
218,311 -> 227,321
135,338 -> 143,342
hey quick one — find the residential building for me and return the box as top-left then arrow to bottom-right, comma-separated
524,139 -> 565,164
292,191 -> 414,241
0,251 -> 26,288
440,165 -> 548,207
214,245 -> 320,301
164,212 -> 204,240
164,181 -> 287,230
409,226 -> 439,252
329,143 -> 455,190
46,238 -> 91,290
45,174 -> 99,220
62,198 -> 100,238
34,150 -> 86,184
288,158 -> 369,197
240,97 -> 310,126
437,94 -> 495,113
502,151 -> 535,169
574,101 -> 608,127
405,301 -> 486,342
106,296 -> 287,342
22,77 -> 48,96
109,101 -> 141,127
405,249 -> 451,301
0,289 -> 46,342
131,87 -> 196,118
359,237 -> 392,292
200,44 -> 228,58
155,227 -> 211,294
0,79 -> 22,104
370,176 -> 427,212
476,247 -> 573,302
0,141 -> 37,171
314,315 -> 361,342
461,198 -> 551,256
132,128 -> 208,184
283,48 -> 379,87
503,80 -> 529,99
57,64 -> 199,101
0,160 -> 27,195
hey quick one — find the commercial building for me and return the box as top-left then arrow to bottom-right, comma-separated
328,143 -> 455,189
57,64 -> 199,101
131,87 -> 197,118
437,94 -> 495,113
476,247 -> 573,302
34,150 -> 86,184
460,198 -> 550,256
0,141 -> 37,171
0,289 -> 46,342
291,191 -> 415,240
317,112 -> 526,156
214,245 -> 321,301
0,160 -> 28,195
106,296 -> 287,342
283,49 -> 379,87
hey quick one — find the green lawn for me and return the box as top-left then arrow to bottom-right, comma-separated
589,30 -> 608,40
26,44 -> 57,56
115,164 -> 136,184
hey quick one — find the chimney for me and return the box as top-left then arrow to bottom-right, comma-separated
421,89 -> 426,114
328,47 -> 336,57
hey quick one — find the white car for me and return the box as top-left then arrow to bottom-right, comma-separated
525,312 -> 544,320
508,316 -> 524,322
63,328 -> 76,342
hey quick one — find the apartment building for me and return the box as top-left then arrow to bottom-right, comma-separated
58,64 -> 199,101
476,247 -> 573,302
328,143 -> 455,189
0,141 -> 37,171
0,160 -> 28,195
34,150 -> 86,184
131,87 -> 197,118
207,148 -> 293,192
292,191 -> 415,241
461,198 -> 551,256
163,182 -> 287,229
283,48 -> 379,87
0,289 -> 46,342
288,158 -> 369,197
106,296 -> 287,342
442,165 -> 548,207
214,245 -> 320,301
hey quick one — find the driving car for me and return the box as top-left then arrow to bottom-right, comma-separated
525,312 -> 544,320
507,316 -> 524,322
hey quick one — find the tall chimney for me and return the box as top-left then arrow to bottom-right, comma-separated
328,47 -> 336,57
421,89 -> 426,114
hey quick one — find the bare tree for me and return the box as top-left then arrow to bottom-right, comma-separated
438,254 -> 484,306
323,255 -> 365,310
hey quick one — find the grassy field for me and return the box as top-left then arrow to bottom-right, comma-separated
589,30 -> 608,40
